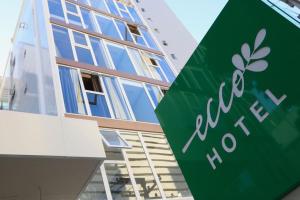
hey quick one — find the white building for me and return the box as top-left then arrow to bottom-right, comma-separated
132,0 -> 198,72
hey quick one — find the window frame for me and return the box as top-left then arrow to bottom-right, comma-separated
115,20 -> 135,42
89,0 -> 110,13
95,13 -> 122,39
141,51 -> 170,82
115,1 -> 135,22
118,78 -> 159,124
80,71 -> 115,118
64,2 -> 85,28
127,24 -> 147,46
70,30 -> 98,66
104,41 -> 138,75
100,129 -> 132,149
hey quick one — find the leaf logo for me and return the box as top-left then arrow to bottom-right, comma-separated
232,29 -> 271,73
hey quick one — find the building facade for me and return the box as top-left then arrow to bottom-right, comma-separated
132,0 -> 198,72
0,0 -> 194,199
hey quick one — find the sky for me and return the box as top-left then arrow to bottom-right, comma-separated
0,0 -> 227,75
165,0 -> 228,42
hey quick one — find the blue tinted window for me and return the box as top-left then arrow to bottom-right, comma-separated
155,67 -> 168,82
52,25 -> 74,60
77,0 -> 89,5
141,28 -> 158,50
76,47 -> 94,65
105,0 -> 120,16
48,0 -> 65,20
156,56 -> 176,83
103,76 -> 132,120
119,10 -> 132,21
59,67 -> 86,114
90,0 -> 108,12
135,35 -> 147,46
80,8 -> 97,32
66,2 -> 77,13
107,44 -> 136,75
127,6 -> 142,24
116,2 -> 126,10
146,84 -> 162,107
115,20 -> 133,42
87,93 -> 111,118
96,15 -> 121,39
123,81 -> 158,123
90,37 -> 110,68
73,32 -> 87,45
67,13 -> 82,27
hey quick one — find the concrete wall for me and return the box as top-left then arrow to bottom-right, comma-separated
0,110 -> 105,158
133,0 -> 198,72
0,110 -> 106,200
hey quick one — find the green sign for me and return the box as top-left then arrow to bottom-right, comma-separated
155,0 -> 300,199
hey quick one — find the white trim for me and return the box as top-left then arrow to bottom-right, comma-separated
85,32 -> 99,65
61,0 -> 70,23
101,40 -> 116,70
100,129 -> 131,148
43,0 -> 67,116
100,164 -> 113,200
122,149 -> 142,200
94,12 -> 122,39
138,132 -> 167,199
77,68 -> 92,115
110,0 -> 122,16
116,77 -> 136,121
143,83 -> 156,109
99,75 -> 116,118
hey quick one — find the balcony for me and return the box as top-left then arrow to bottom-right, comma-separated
0,110 -> 106,200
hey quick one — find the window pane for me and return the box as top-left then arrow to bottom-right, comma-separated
107,44 -> 137,75
116,2 -> 126,10
80,168 -> 108,200
140,28 -> 159,50
52,25 -> 74,60
134,35 -> 146,46
103,76 -> 132,120
105,0 -> 120,16
120,10 -> 132,21
90,0 -> 108,12
127,48 -> 151,78
48,0 -> 65,20
73,31 -> 87,45
90,37 -> 110,68
77,0 -> 89,5
81,8 -> 97,32
156,56 -> 176,83
104,163 -> 136,200
87,92 -> 111,118
100,130 -> 130,148
146,84 -> 163,107
149,66 -> 167,82
96,15 -> 121,39
76,47 -> 94,65
66,2 -> 77,13
127,6 -> 142,24
67,13 -> 83,27
122,81 -> 158,123
59,66 -> 86,114
115,20 -> 134,42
